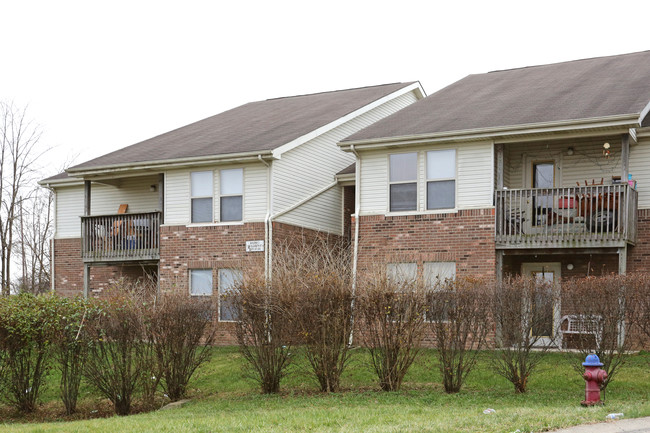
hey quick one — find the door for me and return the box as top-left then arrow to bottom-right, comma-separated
523,155 -> 560,233
521,262 -> 561,347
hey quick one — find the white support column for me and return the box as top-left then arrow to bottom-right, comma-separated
618,245 -> 627,275
621,134 -> 630,182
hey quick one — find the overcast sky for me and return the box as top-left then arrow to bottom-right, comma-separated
2,0 -> 649,179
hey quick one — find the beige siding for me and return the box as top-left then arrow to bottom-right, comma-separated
273,90 -> 420,224
90,175 -> 160,216
276,185 -> 343,235
630,139 -> 650,209
54,185 -> 84,238
504,139 -> 622,189
359,141 -> 494,215
164,163 -> 268,226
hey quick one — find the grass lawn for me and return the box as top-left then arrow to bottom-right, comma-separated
1,348 -> 649,433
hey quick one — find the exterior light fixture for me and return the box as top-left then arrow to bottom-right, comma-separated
567,263 -> 574,270
567,147 -> 574,156
603,142 -> 611,158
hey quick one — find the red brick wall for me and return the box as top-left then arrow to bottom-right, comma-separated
627,209 -> 650,273
354,209 -> 496,278
53,238 -> 155,298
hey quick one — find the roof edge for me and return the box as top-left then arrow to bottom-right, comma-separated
339,114 -> 640,149
66,150 -> 275,178
272,82 -> 425,159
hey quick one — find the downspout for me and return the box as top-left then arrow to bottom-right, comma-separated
258,155 -> 272,281
349,144 -> 361,345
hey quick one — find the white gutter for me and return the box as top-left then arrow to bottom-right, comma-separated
66,150 -> 275,178
349,144 -> 361,346
258,155 -> 272,281
339,114 -> 640,150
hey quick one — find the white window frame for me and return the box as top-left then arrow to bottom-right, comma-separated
189,269 -> 213,297
219,168 -> 244,223
387,262 -> 418,286
218,268 -> 243,322
388,152 -> 418,212
426,149 -> 456,211
190,171 -> 214,223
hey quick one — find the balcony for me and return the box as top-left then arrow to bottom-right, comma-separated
495,184 -> 637,249
81,212 -> 161,262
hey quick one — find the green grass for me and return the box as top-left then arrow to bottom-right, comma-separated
1,349 -> 649,433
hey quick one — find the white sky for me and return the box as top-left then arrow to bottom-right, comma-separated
2,0 -> 649,180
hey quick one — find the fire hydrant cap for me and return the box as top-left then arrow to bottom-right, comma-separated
583,354 -> 604,367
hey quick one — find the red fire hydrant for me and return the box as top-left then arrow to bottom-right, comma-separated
581,354 -> 607,406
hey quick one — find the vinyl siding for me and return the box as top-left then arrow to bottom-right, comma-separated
630,139 -> 650,209
54,185 -> 84,238
276,185 -> 343,235
272,90 -> 420,226
164,163 -> 268,226
358,141 -> 494,215
90,175 -> 160,215
504,138 -> 622,189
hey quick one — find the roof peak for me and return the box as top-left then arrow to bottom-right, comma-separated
265,82 -> 415,101
486,50 -> 650,75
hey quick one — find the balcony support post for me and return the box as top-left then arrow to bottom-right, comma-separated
84,180 -> 91,216
621,134 -> 629,182
496,143 -> 504,190
83,264 -> 90,298
158,173 -> 164,224
618,245 -> 627,275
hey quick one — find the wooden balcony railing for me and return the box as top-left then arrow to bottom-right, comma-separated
495,185 -> 637,249
81,212 -> 161,262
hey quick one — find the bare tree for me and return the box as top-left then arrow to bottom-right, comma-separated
0,102 -> 44,295
15,187 -> 53,294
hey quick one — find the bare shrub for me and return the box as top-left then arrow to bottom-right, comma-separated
83,287 -> 153,416
276,239 -> 354,392
490,276 -> 557,393
0,294 -> 57,412
561,274 -> 635,390
357,268 -> 427,391
232,268 -> 296,394
427,277 -> 492,393
147,292 -> 215,402
626,273 -> 650,350
51,296 -> 96,415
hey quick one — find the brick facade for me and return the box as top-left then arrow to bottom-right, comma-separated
626,209 -> 650,273
354,208 -> 496,278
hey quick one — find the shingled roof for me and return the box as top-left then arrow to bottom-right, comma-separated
343,51 -> 650,143
66,82 -> 416,173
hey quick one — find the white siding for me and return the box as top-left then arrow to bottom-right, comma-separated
272,90 -> 419,227
276,186 -> 343,235
457,142 -> 493,208
90,175 -> 160,215
358,141 -> 494,215
164,163 -> 268,226
505,139 -> 622,189
359,150 -> 388,214
54,185 -> 84,238
630,139 -> 650,209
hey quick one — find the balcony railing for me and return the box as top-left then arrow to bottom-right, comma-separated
495,185 -> 637,249
81,212 -> 161,262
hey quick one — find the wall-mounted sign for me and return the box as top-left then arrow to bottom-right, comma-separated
246,240 -> 265,252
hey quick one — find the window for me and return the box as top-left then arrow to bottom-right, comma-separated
387,262 -> 418,285
389,153 -> 417,211
190,269 -> 213,296
426,149 -> 455,210
191,171 -> 213,223
424,262 -> 456,321
423,261 -> 456,289
219,268 -> 243,321
220,168 -> 243,222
